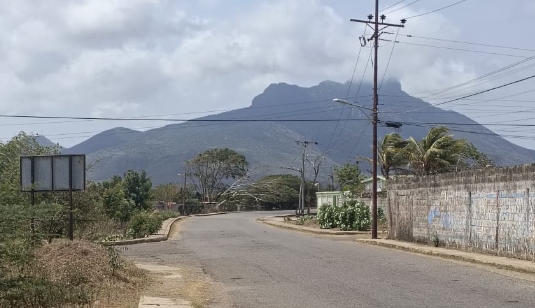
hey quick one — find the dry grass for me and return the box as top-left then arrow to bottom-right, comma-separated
35,240 -> 146,308
181,274 -> 212,308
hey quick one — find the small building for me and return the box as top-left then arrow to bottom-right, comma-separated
316,190 -> 388,214
362,176 -> 387,192
316,191 -> 349,208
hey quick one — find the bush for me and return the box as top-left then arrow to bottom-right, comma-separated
317,204 -> 338,229
317,201 -> 371,231
126,212 -> 163,239
184,199 -> 202,215
377,207 -> 387,225
156,210 -> 179,221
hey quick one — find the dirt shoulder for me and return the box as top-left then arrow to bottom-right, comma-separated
122,217 -> 233,308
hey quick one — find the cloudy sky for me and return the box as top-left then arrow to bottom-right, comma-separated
1,0 -> 534,149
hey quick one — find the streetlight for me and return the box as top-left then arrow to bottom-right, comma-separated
333,97 -> 379,239
333,98 -> 373,110
333,98 -> 373,120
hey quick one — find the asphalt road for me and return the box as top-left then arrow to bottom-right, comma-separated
125,211 -> 535,308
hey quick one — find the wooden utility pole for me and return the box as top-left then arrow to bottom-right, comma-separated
350,1 -> 405,239
296,141 -> 318,215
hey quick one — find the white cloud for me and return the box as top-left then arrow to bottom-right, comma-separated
0,0 -> 532,147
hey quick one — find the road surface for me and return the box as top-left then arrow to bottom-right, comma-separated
124,211 -> 535,308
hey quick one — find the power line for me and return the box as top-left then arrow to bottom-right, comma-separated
380,0 -> 407,12
393,40 -> 529,58
329,48 -> 374,150
405,55 -> 535,97
379,28 -> 401,90
0,114 -> 370,122
383,0 -> 421,14
418,62 -> 535,101
405,0 -> 468,19
435,88 -> 535,109
326,27 -> 368,151
397,74 -> 535,114
403,34 -> 535,52
347,122 -> 371,159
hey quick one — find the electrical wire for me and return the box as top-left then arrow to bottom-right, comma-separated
328,48 -> 374,152
379,28 -> 401,90
404,55 -> 535,98
326,27 -> 367,151
403,34 -> 535,52
0,114 -> 371,122
393,40 -> 529,58
384,0 -> 421,15
404,0 -> 468,19
395,74 -> 535,114
380,0 -> 407,12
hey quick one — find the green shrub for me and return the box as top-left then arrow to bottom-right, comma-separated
184,199 -> 202,215
317,204 -> 338,229
317,201 -> 371,231
126,212 -> 163,239
377,207 -> 387,225
156,210 -> 179,221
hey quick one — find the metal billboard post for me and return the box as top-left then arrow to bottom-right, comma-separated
20,154 -> 86,241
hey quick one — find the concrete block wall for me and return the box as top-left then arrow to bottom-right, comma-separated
388,164 -> 535,260
358,197 -> 388,214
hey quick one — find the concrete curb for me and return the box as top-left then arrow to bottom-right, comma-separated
357,239 -> 535,275
193,212 -> 228,217
257,217 -> 369,235
110,217 -> 186,246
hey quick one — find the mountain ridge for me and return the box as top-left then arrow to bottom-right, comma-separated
58,80 -> 535,184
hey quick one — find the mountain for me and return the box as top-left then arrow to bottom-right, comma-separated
35,135 -> 58,148
69,80 -> 535,185
63,127 -> 142,155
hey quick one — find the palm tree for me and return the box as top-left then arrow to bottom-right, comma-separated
405,126 -> 467,176
356,133 -> 408,179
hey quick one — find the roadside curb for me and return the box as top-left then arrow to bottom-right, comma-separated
193,212 -> 228,217
357,239 -> 535,275
257,217 -> 369,235
110,217 -> 186,246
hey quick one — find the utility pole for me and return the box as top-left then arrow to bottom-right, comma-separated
182,172 -> 187,215
350,1 -> 405,239
179,172 -> 189,215
296,140 -> 318,215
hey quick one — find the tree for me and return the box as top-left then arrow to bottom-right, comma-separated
357,133 -> 407,179
0,133 -> 60,206
102,180 -> 135,222
153,183 -> 179,205
455,142 -> 493,171
305,154 -> 325,213
243,174 -> 300,210
334,163 -> 364,194
405,126 -> 467,176
123,170 -> 153,211
185,148 -> 248,202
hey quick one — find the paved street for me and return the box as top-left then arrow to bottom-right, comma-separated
125,211 -> 535,308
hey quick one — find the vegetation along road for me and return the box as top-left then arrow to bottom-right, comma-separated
124,211 -> 535,308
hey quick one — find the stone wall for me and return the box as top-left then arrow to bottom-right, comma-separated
388,164 -> 535,260
358,197 -> 388,214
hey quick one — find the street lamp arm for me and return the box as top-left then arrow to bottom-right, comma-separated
333,98 -> 374,111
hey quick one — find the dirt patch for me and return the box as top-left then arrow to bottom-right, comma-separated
136,262 -> 227,308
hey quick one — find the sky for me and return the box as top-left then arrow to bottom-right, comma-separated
0,0 -> 534,149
